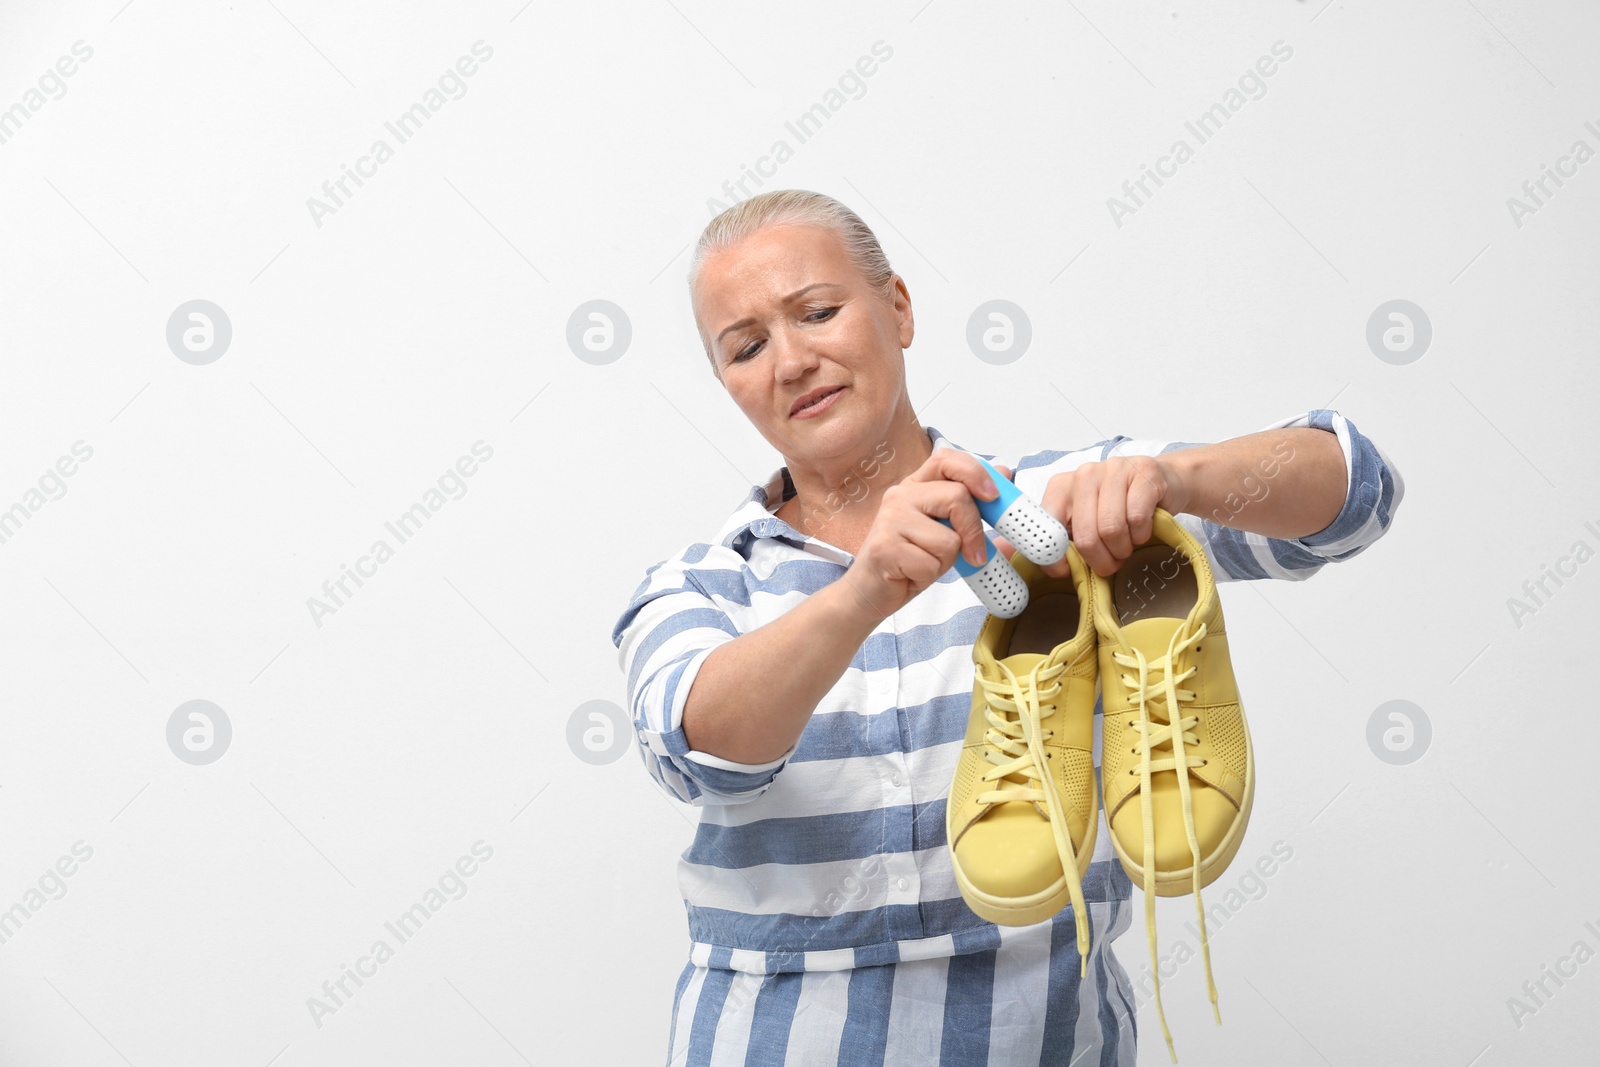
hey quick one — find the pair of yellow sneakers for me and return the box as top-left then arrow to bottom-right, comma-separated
944,507 -> 1255,1063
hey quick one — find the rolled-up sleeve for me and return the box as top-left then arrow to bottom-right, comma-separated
611,549 -> 795,806
1108,407 -> 1405,582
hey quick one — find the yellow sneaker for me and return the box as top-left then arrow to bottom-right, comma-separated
1091,507 -> 1255,1062
946,544 -> 1100,976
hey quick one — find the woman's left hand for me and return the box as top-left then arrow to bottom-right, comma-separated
988,457 -> 1190,579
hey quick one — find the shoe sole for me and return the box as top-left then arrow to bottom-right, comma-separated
1108,702 -> 1255,897
947,798 -> 1098,926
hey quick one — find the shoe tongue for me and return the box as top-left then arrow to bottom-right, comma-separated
991,652 -> 1052,791
1118,616 -> 1187,661
999,651 -> 1052,675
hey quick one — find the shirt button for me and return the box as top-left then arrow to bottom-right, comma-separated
889,772 -> 904,787
895,877 -> 909,891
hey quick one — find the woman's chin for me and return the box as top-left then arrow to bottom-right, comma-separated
783,417 -> 878,460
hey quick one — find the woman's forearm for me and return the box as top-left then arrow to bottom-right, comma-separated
681,577 -> 880,765
1163,427 -> 1347,539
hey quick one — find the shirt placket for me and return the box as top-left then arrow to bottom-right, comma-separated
783,523 -> 924,938
881,605 -> 922,934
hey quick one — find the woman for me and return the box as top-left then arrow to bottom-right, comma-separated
611,189 -> 1403,1065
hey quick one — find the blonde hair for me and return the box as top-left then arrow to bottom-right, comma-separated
689,189 -> 897,375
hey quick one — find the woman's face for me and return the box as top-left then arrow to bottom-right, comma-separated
693,222 -> 913,464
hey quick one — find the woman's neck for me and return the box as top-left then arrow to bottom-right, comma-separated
778,410 -> 935,549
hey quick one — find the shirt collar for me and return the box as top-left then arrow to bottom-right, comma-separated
715,424 -> 965,562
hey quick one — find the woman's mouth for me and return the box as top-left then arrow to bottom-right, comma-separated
792,386 -> 844,418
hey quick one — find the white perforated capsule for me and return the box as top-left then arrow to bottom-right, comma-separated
993,497 -> 1069,568
967,549 -> 1029,618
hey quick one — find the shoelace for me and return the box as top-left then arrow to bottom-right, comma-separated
1112,620 -> 1215,1064
974,651 -> 1092,977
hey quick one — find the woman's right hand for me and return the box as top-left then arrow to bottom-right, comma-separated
841,451 -> 1013,621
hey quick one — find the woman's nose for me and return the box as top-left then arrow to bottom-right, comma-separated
772,328 -> 822,381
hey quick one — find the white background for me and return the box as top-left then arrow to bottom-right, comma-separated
1,1 -> 1596,1064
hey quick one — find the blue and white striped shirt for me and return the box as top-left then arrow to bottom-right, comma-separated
611,408 -> 1403,1062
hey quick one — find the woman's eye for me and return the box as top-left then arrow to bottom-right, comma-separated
729,309 -> 835,363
